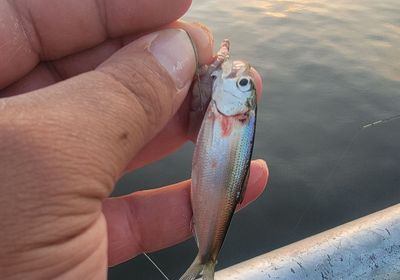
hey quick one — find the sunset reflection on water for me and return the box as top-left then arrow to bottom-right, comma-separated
252,0 -> 312,18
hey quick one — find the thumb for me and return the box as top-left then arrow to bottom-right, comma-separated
3,28 -> 211,192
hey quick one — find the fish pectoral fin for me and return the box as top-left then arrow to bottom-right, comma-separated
237,169 -> 250,204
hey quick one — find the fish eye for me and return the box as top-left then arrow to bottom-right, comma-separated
237,76 -> 252,92
239,78 -> 249,86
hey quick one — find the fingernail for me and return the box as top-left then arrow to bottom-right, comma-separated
150,29 -> 196,89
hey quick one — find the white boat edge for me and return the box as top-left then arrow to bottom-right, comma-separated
216,203 -> 400,279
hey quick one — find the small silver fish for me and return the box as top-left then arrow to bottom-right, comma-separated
181,40 -> 257,280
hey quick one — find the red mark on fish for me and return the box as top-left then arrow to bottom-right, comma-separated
220,116 -> 232,137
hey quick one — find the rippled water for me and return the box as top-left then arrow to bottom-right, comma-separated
109,1 -> 400,279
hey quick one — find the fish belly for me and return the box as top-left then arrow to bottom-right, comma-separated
191,101 -> 255,263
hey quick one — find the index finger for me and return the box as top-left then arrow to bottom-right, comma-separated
1,0 -> 192,88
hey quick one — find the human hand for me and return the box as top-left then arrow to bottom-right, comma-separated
0,1 -> 268,279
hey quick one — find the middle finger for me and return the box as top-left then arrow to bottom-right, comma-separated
1,21 -> 214,98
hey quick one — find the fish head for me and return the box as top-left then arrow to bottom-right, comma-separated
211,60 -> 257,116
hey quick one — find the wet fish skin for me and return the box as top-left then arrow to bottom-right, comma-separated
181,40 -> 257,280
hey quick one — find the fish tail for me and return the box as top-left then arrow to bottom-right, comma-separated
180,255 -> 216,280
202,260 -> 216,280
179,255 -> 203,280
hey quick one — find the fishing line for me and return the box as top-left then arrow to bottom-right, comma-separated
291,113 -> 400,235
143,252 -> 170,280
291,128 -> 362,234
362,114 -> 400,128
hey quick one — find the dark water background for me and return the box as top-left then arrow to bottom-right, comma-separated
109,0 -> 400,279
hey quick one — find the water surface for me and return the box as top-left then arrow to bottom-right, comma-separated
110,1 -> 400,279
